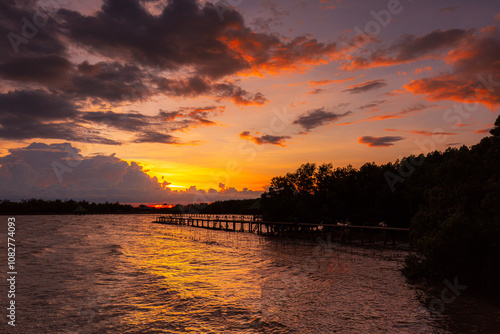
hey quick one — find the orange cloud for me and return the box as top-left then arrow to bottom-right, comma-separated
307,76 -> 356,87
222,30 -> 362,77
373,114 -> 402,120
415,66 -> 432,74
405,27 -> 500,109
383,89 -> 406,97
405,75 -> 500,109
320,0 -> 340,10
475,124 -> 494,134
385,128 -> 457,136
342,29 -> 471,71
409,130 -> 456,136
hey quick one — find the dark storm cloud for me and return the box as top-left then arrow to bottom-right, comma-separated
0,122 -> 121,145
0,57 -> 158,104
58,0 -> 344,78
0,0 -> 67,60
157,76 -> 211,97
0,89 -> 106,143
0,0 -> 357,145
0,89 -> 77,120
80,111 -> 154,132
57,0 -> 249,78
390,29 -> 470,61
0,55 -> 71,85
0,0 -> 271,107
213,82 -> 269,106
60,63 -> 266,105
239,131 -> 290,146
0,90 -> 122,144
67,61 -> 153,102
358,136 -> 404,147
79,107 -> 224,143
344,29 -> 472,70
0,0 -> 349,111
0,56 -> 266,107
132,131 -> 179,144
157,77 -> 267,106
81,107 -> 219,134
343,80 -> 387,94
293,108 -> 352,131
158,106 -> 224,132
0,89 -> 223,144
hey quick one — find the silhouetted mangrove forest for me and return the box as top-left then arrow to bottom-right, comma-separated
261,115 -> 500,296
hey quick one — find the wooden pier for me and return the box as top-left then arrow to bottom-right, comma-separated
152,215 -> 411,247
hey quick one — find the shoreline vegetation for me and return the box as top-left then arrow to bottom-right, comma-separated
260,115 -> 500,298
0,198 -> 261,215
2,115 -> 499,298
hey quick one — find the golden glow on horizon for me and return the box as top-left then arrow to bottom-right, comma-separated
149,204 -> 175,209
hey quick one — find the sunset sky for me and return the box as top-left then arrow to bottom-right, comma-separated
0,0 -> 499,204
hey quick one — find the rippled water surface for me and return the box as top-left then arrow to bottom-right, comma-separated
1,215 -> 499,333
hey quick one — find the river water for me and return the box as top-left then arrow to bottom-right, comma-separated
1,215 -> 499,333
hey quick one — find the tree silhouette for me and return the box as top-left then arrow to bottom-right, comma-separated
262,115 -> 500,295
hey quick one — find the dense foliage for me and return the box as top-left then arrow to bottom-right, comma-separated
406,116 -> 500,295
261,161 -> 408,225
262,115 -> 500,294
198,199 -> 260,215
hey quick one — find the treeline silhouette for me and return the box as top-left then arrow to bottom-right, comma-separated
149,200 -> 260,215
0,199 -> 136,214
0,198 -> 261,215
261,115 -> 500,295
194,199 -> 260,214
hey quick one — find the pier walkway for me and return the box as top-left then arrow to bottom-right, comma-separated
152,215 -> 411,247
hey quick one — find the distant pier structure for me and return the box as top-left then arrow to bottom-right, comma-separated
153,214 -> 411,248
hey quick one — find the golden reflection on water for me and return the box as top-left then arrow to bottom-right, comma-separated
9,215 -> 499,333
121,227 -> 265,325
115,220 -> 419,333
